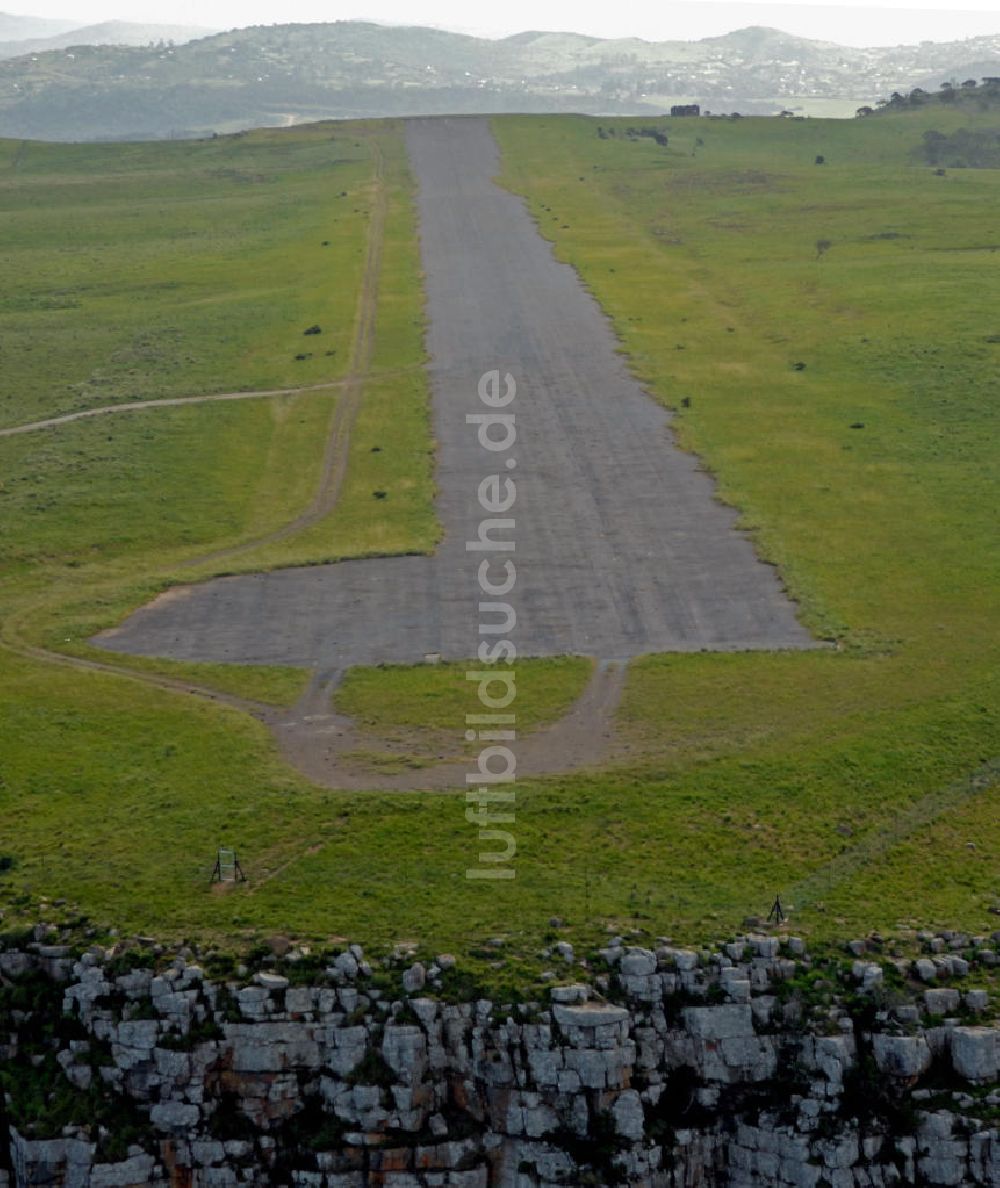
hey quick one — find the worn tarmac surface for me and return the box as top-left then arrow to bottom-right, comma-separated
98,118 -> 813,673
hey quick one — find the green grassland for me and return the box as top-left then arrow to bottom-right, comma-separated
0,107 -> 998,972
492,106 -> 999,931
335,656 -> 593,734
0,130 -> 372,427
0,120 -> 437,699
329,657 -> 595,772
226,155 -> 439,574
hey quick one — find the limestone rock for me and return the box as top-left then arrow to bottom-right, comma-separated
872,1034 -> 932,1078
951,1027 -> 999,1082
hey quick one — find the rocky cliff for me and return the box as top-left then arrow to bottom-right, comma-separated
2,927 -> 999,1186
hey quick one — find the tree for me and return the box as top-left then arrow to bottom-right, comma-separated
922,129 -> 947,165
815,239 -> 833,259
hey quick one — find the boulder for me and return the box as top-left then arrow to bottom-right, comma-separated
915,958 -> 937,982
254,971 -> 289,992
552,1003 -> 629,1029
683,1005 -> 754,1041
925,988 -> 961,1015
550,984 -> 588,1005
619,947 -> 657,977
150,1101 -> 200,1132
402,963 -> 427,994
872,1034 -> 932,1078
951,1027 -> 999,1082
611,1089 -> 645,1141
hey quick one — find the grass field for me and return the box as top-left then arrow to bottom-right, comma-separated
0,121 -> 436,695
0,107 -> 997,975
493,106 -> 999,933
0,131 -> 371,427
336,657 -> 593,732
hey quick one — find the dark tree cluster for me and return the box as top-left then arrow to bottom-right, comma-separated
597,125 -> 669,146
858,76 -> 1000,118
922,126 -> 1000,168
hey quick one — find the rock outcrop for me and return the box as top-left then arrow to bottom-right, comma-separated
2,929 -> 999,1185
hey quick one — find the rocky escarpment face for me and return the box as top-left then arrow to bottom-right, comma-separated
2,929 -> 999,1186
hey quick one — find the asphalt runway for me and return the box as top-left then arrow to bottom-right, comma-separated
97,118 -> 814,670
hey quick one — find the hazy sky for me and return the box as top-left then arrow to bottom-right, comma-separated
12,0 -> 1000,47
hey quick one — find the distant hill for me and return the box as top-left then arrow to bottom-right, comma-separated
0,19 -> 218,60
0,10 -> 80,41
937,60 -> 1000,87
0,20 -> 998,141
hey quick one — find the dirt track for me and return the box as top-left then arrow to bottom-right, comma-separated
270,659 -> 627,791
98,118 -> 813,680
0,384 -> 345,440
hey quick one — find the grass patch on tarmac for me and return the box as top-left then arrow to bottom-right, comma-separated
335,656 -> 593,734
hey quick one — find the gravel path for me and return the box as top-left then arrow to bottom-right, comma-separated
97,117 -> 813,670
